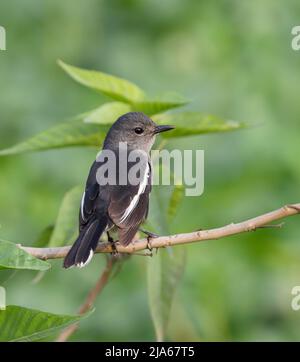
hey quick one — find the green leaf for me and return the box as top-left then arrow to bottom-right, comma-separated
147,247 -> 186,342
0,270 -> 17,285
49,186 -> 82,247
132,94 -> 189,116
58,60 -> 145,103
167,184 -> 184,224
83,97 -> 188,124
0,240 -> 50,271
146,186 -> 186,341
0,118 -> 108,156
84,102 -> 132,124
146,185 -> 169,234
153,112 -> 246,137
58,61 -> 188,114
0,305 -> 92,341
31,226 -> 55,284
34,225 -> 54,248
0,112 -> 245,156
146,161 -> 184,229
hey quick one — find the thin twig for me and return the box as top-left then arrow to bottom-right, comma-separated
56,256 -> 116,342
257,222 -> 285,229
20,203 -> 300,260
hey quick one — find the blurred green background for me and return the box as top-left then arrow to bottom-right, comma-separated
1,0 -> 300,341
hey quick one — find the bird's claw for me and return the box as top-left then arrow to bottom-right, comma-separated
146,236 -> 153,250
110,242 -> 119,257
107,232 -> 119,257
139,229 -> 159,257
146,237 -> 153,256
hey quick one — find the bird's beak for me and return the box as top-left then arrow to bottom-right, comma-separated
153,125 -> 175,134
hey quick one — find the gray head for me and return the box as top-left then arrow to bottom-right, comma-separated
103,112 -> 174,152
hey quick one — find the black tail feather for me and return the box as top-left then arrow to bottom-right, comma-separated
63,234 -> 82,269
63,216 -> 108,269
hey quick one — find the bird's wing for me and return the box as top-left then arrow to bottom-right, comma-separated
64,160 -> 110,268
79,160 -> 108,229
108,161 -> 152,245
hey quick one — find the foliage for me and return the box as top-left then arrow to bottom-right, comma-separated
0,240 -> 50,271
0,305 -> 92,341
0,61 -> 244,341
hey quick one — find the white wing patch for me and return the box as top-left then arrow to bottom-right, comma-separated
76,249 -> 94,268
81,191 -> 86,222
119,163 -> 150,224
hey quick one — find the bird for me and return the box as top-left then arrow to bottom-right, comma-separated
63,112 -> 174,268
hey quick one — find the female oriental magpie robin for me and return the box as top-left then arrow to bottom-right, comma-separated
63,112 -> 174,268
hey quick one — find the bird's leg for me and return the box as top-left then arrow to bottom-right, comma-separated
107,231 -> 118,256
139,228 -> 159,255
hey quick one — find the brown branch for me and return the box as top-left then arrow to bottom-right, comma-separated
56,256 -> 116,342
21,203 -> 300,260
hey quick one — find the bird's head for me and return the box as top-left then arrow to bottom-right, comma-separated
104,112 -> 174,152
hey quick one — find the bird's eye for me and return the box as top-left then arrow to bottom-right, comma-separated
134,127 -> 144,135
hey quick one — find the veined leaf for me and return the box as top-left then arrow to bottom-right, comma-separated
58,60 -> 145,103
84,97 -> 188,124
49,185 -> 82,247
58,61 -> 188,115
153,112 -> 246,137
0,240 -> 50,271
0,118 -> 108,156
84,102 -> 132,124
0,305 -> 92,341
132,94 -> 189,116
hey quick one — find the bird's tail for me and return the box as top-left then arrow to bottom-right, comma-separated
63,217 -> 108,269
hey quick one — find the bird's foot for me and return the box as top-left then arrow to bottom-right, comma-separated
107,232 -> 118,257
139,229 -> 159,256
